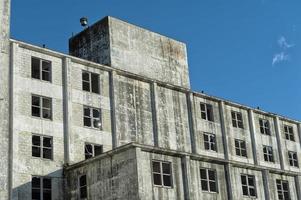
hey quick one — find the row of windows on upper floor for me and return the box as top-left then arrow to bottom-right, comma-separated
201,103 -> 296,141
31,57 -> 297,143
30,161 -> 291,200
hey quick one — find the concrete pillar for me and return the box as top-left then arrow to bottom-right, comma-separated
262,169 -> 271,200
109,71 -> 117,148
150,82 -> 159,147
0,0 -> 11,199
224,163 -> 233,200
62,57 -> 71,164
294,175 -> 301,200
248,109 -> 258,165
273,116 -> 285,170
181,155 -> 191,200
186,93 -> 196,153
297,123 -> 301,149
218,101 -> 230,160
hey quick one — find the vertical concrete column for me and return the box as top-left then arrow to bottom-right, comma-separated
262,169 -> 271,200
294,175 -> 301,200
181,155 -> 191,200
150,82 -> 159,147
273,116 -> 285,170
186,92 -> 196,153
224,163 -> 233,200
62,57 -> 71,164
297,123 -> 301,149
218,101 -> 230,160
248,109 -> 258,165
109,71 -> 117,148
0,0 -> 11,199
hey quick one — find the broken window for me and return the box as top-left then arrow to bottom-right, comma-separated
31,95 -> 52,120
79,175 -> 87,199
200,103 -> 214,122
32,176 -> 52,200
83,106 -> 102,129
288,151 -> 298,167
263,145 -> 274,162
82,71 -> 100,94
152,161 -> 172,187
284,125 -> 294,141
259,119 -> 270,135
31,57 -> 51,82
200,168 -> 218,192
235,139 -> 247,157
32,135 -> 53,160
203,133 -> 217,152
84,143 -> 103,159
241,174 -> 256,197
231,111 -> 244,129
276,179 -> 290,200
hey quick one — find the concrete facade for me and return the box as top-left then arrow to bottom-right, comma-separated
1,2 -> 301,199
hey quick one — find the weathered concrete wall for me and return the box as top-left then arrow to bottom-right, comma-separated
0,0 -> 10,199
114,75 -> 154,146
136,149 -> 185,200
68,62 -> 112,163
277,119 -> 301,172
253,112 -> 281,169
157,86 -> 191,152
189,160 -> 228,200
69,17 -> 111,65
66,148 -> 139,200
11,46 -> 64,199
69,16 -> 190,89
230,167 -> 266,199
193,96 -> 225,159
268,173 -> 298,200
224,105 -> 255,164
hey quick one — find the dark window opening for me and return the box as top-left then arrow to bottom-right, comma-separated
152,161 -> 172,187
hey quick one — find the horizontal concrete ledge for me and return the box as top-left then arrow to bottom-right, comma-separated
65,142 -> 301,177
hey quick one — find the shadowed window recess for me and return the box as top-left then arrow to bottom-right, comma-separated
82,71 -> 100,94
200,168 -> 218,192
31,57 -> 52,82
152,161 -> 172,187
31,176 -> 52,200
32,135 -> 53,160
31,95 -> 52,120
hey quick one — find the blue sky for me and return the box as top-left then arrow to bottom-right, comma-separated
11,0 -> 301,120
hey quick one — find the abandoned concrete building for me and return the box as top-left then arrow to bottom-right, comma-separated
1,0 -> 301,200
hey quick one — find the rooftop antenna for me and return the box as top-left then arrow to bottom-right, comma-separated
80,17 -> 88,28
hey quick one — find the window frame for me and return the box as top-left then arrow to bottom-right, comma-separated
82,70 -> 100,94
241,174 -> 257,198
31,176 -> 52,200
288,151 -> 299,168
83,106 -> 102,130
78,174 -> 88,199
31,56 -> 52,82
235,139 -> 247,157
284,125 -> 295,142
84,143 -> 103,159
152,160 -> 173,188
231,111 -> 244,129
32,134 -> 53,160
200,168 -> 218,193
200,103 -> 214,122
276,179 -> 290,200
31,94 -> 52,120
203,132 -> 217,152
263,145 -> 274,162
259,118 -> 270,135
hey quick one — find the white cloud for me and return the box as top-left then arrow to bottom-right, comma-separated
277,36 -> 295,49
272,52 -> 289,65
